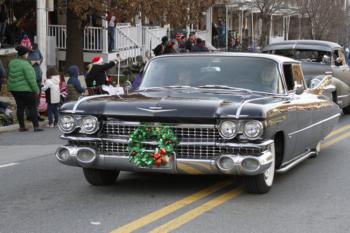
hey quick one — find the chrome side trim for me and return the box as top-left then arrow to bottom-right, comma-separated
337,94 -> 350,98
72,94 -> 109,113
61,110 -> 85,113
288,113 -> 341,137
216,140 -> 274,148
61,136 -> 102,141
235,97 -> 272,118
276,151 -> 315,173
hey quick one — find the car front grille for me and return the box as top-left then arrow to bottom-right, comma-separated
68,141 -> 266,160
67,121 -> 266,160
102,121 -> 219,142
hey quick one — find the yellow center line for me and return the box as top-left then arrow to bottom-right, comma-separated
321,130 -> 350,149
325,124 -> 350,140
177,163 -> 204,174
111,123 -> 350,233
110,181 -> 233,233
150,187 -> 243,233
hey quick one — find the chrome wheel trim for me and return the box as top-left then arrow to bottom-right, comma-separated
264,146 -> 275,187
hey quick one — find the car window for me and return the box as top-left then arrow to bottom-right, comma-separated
141,56 -> 285,94
269,49 -> 331,64
333,49 -> 346,66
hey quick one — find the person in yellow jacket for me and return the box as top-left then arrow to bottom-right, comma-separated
7,46 -> 43,132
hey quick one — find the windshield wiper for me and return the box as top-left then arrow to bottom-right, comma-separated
197,85 -> 252,93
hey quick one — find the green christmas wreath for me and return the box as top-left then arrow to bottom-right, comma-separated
127,125 -> 178,167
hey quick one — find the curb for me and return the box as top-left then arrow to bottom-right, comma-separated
0,119 -> 48,133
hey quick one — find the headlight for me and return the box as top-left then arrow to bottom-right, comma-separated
80,116 -> 99,134
219,121 -> 237,139
58,115 -> 76,133
243,121 -> 263,139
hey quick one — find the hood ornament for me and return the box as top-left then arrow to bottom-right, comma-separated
137,107 -> 177,113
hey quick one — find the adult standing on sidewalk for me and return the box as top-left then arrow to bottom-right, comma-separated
7,45 -> 43,132
107,12 -> 117,52
26,42 -> 45,121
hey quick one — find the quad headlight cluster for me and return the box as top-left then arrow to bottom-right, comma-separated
58,115 -> 100,134
218,120 -> 263,140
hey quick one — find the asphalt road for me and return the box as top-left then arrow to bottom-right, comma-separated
0,116 -> 350,233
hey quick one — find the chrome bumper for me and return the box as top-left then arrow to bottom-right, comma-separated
56,140 -> 274,176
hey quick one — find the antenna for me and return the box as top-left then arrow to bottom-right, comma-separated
116,53 -> 121,87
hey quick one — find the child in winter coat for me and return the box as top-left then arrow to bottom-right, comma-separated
42,67 -> 60,127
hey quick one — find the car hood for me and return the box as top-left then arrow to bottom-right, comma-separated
61,89 -> 285,123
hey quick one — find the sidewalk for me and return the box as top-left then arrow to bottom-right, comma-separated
0,118 -> 48,133
0,96 -> 47,133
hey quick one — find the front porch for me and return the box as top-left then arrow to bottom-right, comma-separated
48,23 -> 169,64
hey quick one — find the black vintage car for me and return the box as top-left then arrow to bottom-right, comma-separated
56,53 -> 340,194
263,40 -> 350,113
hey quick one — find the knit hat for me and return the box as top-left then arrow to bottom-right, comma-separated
15,45 -> 29,56
161,36 -> 168,43
20,35 -> 32,51
91,56 -> 103,64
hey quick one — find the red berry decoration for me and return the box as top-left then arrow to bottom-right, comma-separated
155,159 -> 162,167
160,148 -> 166,155
153,153 -> 161,160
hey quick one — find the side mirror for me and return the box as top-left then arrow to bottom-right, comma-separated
322,55 -> 331,65
294,84 -> 304,95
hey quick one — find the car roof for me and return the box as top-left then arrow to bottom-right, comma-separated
153,52 -> 299,64
263,40 -> 343,52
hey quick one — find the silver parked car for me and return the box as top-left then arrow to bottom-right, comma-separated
263,40 -> 350,113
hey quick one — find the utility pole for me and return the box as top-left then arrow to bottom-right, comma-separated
36,0 -> 48,79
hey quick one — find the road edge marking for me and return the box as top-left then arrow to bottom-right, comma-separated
0,162 -> 19,169
110,180 -> 233,233
149,187 -> 243,233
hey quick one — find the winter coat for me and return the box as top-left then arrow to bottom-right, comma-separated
191,45 -> 209,53
28,48 -> 43,85
42,75 -> 60,104
85,61 -> 116,87
67,66 -> 85,93
7,58 -> 39,94
153,43 -> 165,56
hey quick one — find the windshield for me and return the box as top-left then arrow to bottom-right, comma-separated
140,56 -> 284,94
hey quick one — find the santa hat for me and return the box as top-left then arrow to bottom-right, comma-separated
91,56 -> 103,64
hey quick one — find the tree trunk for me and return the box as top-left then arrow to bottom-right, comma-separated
66,8 -> 85,72
260,15 -> 270,48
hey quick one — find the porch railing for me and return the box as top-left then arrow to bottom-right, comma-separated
114,27 -> 141,58
48,25 -> 103,51
83,27 -> 103,51
48,24 -> 166,59
143,26 -> 168,52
